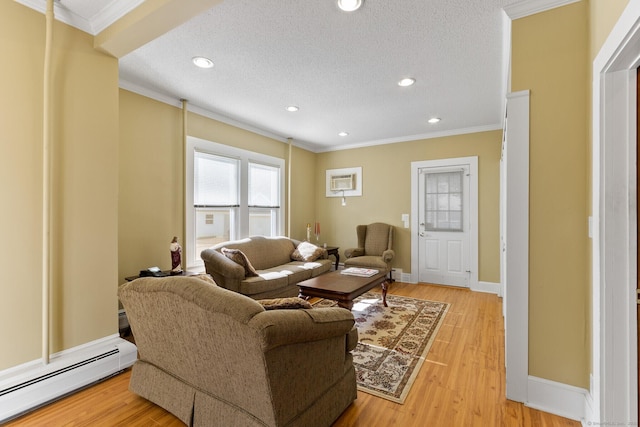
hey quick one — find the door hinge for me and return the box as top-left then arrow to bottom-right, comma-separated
637,289 -> 640,304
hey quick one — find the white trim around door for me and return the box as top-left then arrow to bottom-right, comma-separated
590,1 -> 640,423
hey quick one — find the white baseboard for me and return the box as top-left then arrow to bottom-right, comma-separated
0,335 -> 137,423
526,375 -> 588,422
400,272 -> 413,283
471,281 -> 501,295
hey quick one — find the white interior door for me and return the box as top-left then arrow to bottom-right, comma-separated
417,163 -> 472,287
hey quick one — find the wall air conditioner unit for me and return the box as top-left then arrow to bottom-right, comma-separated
330,174 -> 355,192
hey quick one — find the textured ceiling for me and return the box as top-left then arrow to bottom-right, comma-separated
24,0 -> 524,152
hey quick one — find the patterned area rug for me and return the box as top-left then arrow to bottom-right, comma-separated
313,292 -> 449,404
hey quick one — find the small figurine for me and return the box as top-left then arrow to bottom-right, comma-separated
170,236 -> 182,273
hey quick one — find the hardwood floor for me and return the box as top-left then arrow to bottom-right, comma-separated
6,283 -> 579,426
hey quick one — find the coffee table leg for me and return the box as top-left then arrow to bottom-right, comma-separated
381,280 -> 389,307
338,300 -> 354,310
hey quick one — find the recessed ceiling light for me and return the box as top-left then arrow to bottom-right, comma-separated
428,117 -> 441,124
338,131 -> 349,137
337,0 -> 362,12
286,106 -> 299,112
192,56 -> 213,69
398,78 -> 416,87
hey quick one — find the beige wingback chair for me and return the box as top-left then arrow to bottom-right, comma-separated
118,275 -> 358,427
344,222 -> 395,278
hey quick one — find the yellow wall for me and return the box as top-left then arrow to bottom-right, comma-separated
316,131 -> 502,282
118,91 -> 183,281
288,145 -> 317,241
118,91 -> 317,281
512,2 -> 589,388
118,88 -> 502,282
589,0 -> 630,59
0,2 -> 119,370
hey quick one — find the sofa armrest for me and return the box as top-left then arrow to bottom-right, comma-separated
344,247 -> 364,259
382,249 -> 395,263
249,307 -> 356,352
200,248 -> 245,292
346,326 -> 358,352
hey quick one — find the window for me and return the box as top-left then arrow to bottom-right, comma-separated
193,152 -> 239,259
186,137 -> 284,269
248,162 -> 280,236
423,170 -> 464,231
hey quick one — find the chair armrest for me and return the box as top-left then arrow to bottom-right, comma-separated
200,248 -> 245,291
344,247 -> 364,259
382,249 -> 395,263
249,307 -> 356,352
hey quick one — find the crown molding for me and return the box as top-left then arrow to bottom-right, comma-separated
90,0 -> 145,34
14,0 -> 142,35
317,124 -> 503,153
120,79 -> 502,154
16,0 -> 92,33
503,0 -> 580,20
119,79 -> 293,147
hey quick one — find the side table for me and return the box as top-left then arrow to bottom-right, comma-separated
324,246 -> 340,270
124,270 -> 199,282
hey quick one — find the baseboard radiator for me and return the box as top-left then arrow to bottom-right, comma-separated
0,335 -> 137,423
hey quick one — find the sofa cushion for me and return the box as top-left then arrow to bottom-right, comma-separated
308,259 -> 333,277
221,248 -> 259,277
291,241 -> 325,262
258,297 -> 312,310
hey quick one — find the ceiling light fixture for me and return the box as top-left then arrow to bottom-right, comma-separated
286,106 -> 299,112
428,117 -> 441,124
398,77 -> 416,87
338,131 -> 349,137
192,56 -> 213,69
337,0 -> 362,12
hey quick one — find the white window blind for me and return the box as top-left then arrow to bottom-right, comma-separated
194,152 -> 239,207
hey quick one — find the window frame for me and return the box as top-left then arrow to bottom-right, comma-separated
185,136 -> 285,270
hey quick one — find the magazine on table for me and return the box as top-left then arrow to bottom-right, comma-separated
340,267 -> 379,277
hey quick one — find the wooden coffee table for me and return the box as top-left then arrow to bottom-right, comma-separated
297,270 -> 389,310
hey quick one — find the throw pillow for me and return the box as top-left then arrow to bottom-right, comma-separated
220,248 -> 259,277
258,297 -> 312,310
291,241 -> 324,262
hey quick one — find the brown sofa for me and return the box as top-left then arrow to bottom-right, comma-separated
118,275 -> 358,427
201,236 -> 332,299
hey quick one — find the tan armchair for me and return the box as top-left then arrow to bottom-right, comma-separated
344,222 -> 395,278
118,275 -> 357,427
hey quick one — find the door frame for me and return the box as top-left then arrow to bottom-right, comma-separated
591,1 -> 640,422
411,156 -> 478,289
